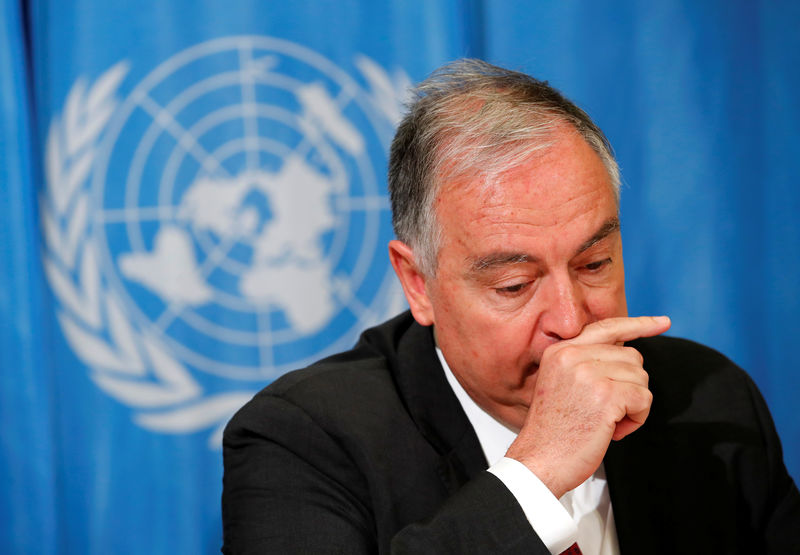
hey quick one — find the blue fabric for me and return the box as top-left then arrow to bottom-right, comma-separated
0,0 -> 59,552
1,1 -> 797,552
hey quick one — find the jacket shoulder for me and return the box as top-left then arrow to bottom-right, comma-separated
630,335 -> 764,427
631,335 -> 747,384
225,311 -> 421,438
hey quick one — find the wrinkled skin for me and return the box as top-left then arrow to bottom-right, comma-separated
390,127 -> 670,496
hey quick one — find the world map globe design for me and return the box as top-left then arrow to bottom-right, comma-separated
91,37 -> 403,381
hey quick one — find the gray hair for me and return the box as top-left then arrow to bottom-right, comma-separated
388,58 -> 620,276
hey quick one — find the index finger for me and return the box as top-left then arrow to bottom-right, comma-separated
569,316 -> 671,346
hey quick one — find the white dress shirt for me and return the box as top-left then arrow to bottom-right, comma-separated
437,348 -> 620,555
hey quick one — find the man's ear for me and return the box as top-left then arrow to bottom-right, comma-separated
388,240 -> 435,326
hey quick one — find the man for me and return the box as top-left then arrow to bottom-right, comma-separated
222,59 -> 800,554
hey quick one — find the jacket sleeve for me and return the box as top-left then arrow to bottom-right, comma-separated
390,472 -> 550,554
221,393 -> 549,555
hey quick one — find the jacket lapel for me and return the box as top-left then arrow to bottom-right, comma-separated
389,316 -> 488,494
604,431 -> 666,554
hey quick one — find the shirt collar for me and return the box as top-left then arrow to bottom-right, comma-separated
436,346 -> 517,466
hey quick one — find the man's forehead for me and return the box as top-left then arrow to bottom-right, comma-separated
437,129 -> 615,206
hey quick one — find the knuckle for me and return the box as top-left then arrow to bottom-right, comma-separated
623,346 -> 644,365
629,389 -> 653,415
630,362 -> 649,384
574,360 -> 595,381
552,344 -> 578,366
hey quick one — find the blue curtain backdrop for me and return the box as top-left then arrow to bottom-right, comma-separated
1,1 -> 797,553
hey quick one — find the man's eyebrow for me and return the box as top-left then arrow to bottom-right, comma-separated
470,252 -> 538,272
576,217 -> 620,255
467,217 -> 620,273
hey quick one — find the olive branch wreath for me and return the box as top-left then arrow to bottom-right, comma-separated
41,53 -> 409,449
42,62 -> 254,448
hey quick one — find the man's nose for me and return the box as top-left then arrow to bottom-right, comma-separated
540,274 -> 588,341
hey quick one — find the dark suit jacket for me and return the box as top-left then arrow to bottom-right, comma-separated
222,312 -> 800,554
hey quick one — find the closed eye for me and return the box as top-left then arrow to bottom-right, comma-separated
495,282 -> 531,296
584,258 -> 611,271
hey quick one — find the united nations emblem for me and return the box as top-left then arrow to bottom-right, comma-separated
42,36 -> 409,446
